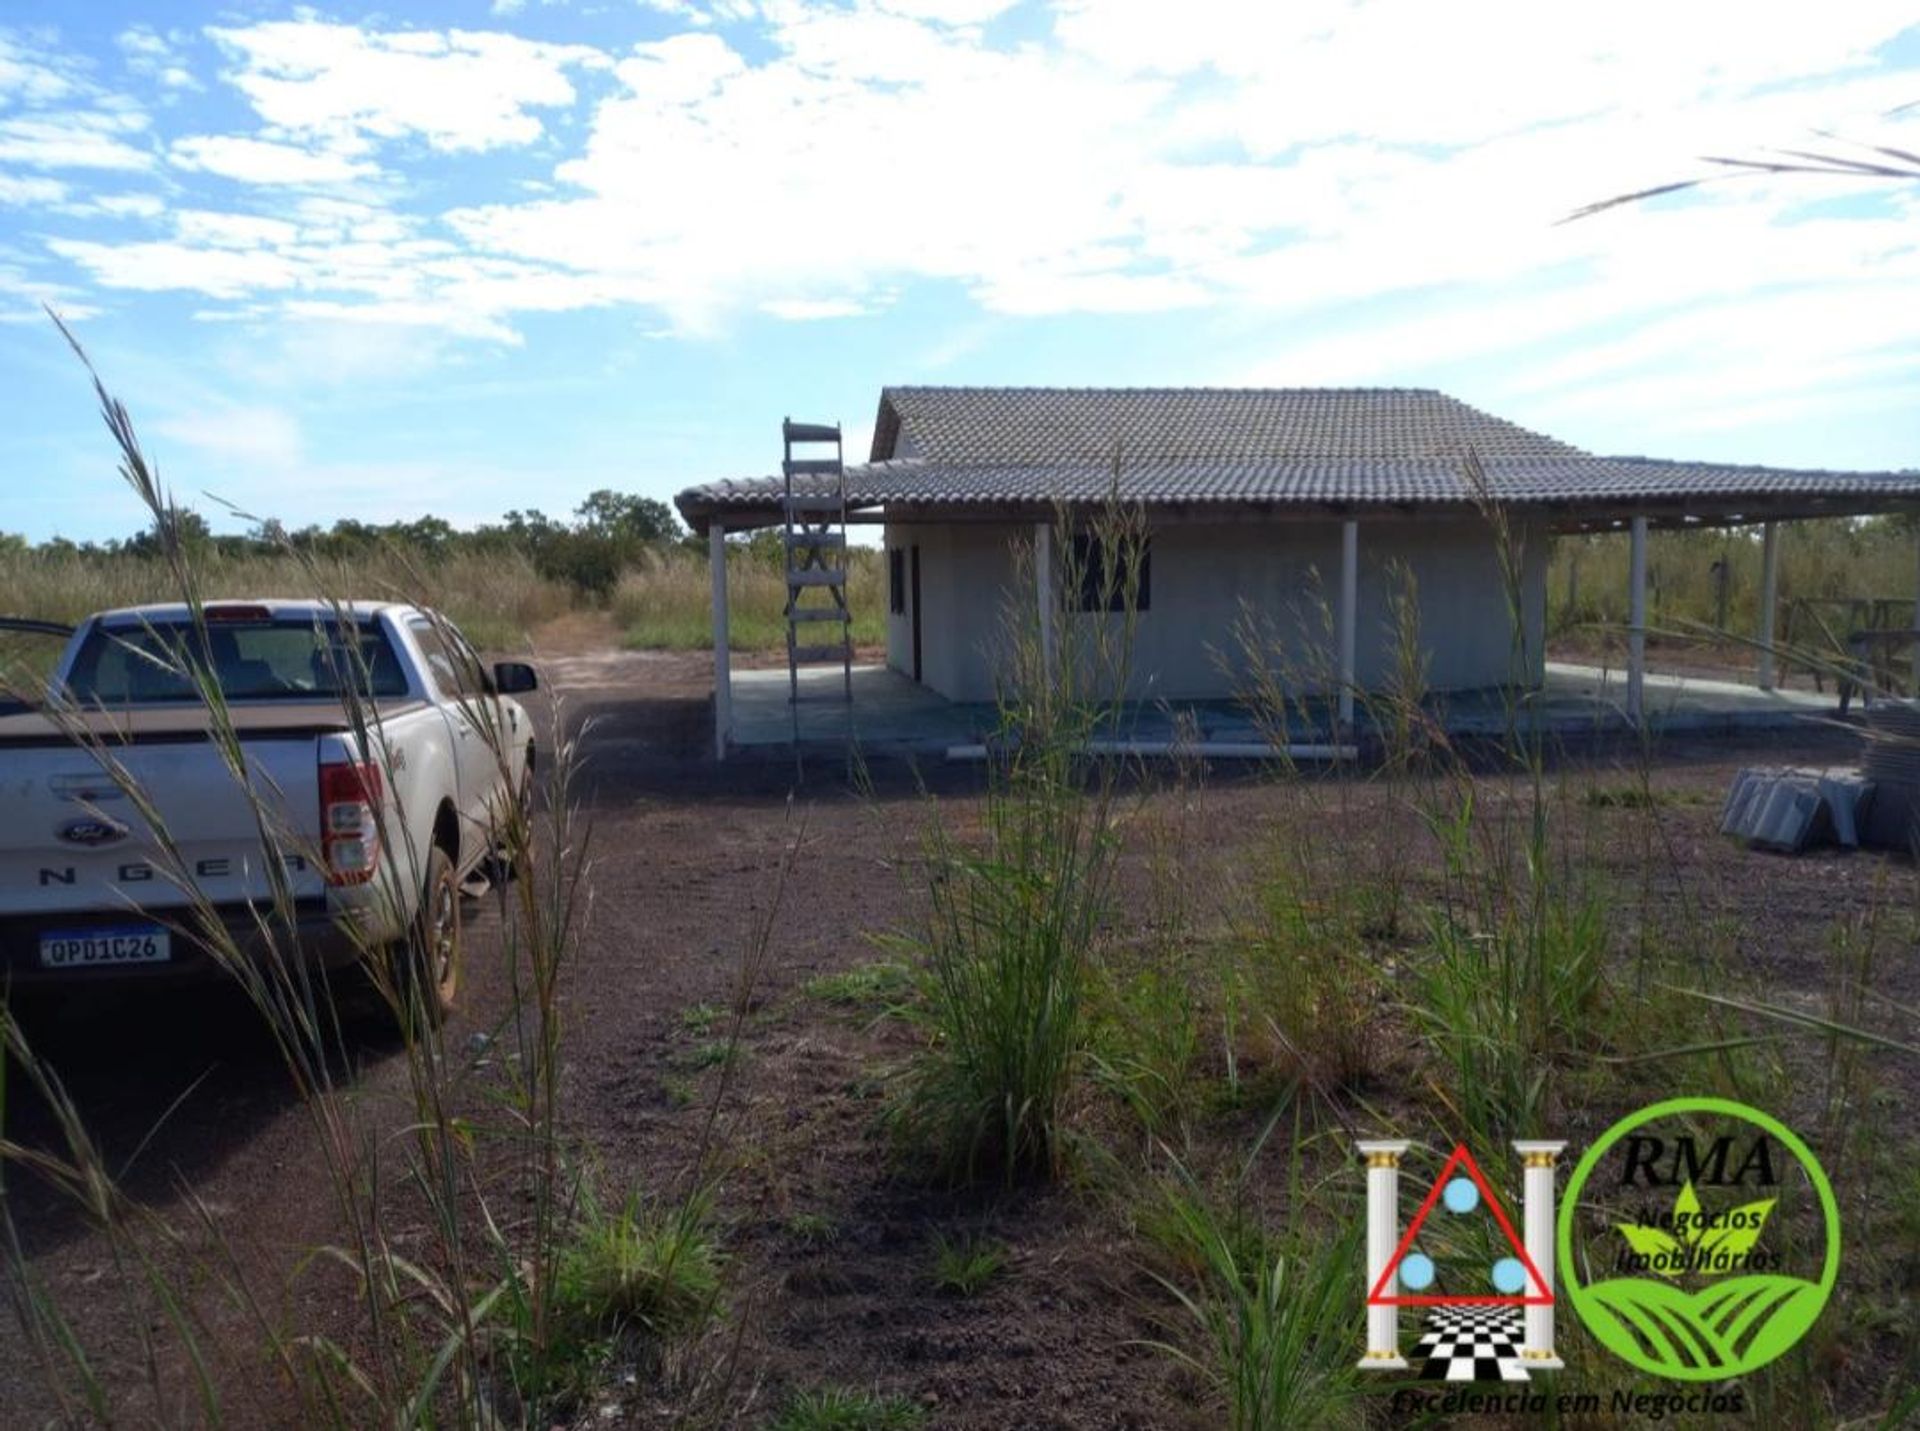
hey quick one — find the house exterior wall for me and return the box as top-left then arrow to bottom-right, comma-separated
883,521 -> 1028,699
882,516 -> 1547,704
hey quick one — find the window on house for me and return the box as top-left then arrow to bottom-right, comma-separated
888,547 -> 906,614
1070,532 -> 1151,612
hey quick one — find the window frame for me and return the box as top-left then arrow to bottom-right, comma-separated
1068,531 -> 1151,614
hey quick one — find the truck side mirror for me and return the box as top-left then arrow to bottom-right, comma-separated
492,661 -> 538,695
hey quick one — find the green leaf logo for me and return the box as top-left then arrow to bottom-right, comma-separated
1559,1097 -> 1841,1383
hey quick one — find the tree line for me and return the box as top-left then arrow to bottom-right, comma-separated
2,490 -> 695,597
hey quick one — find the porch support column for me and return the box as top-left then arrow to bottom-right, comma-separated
710,521 -> 731,761
1627,515 -> 1647,726
1910,524 -> 1919,697
1758,520 -> 1779,692
1513,1141 -> 1568,1369
1034,522 -> 1057,685
1356,1139 -> 1410,1370
1338,518 -> 1358,737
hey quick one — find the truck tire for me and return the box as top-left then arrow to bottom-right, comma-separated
402,844 -> 461,1026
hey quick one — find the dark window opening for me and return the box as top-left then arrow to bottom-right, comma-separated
65,618 -> 408,705
889,547 -> 906,614
1070,533 -> 1151,612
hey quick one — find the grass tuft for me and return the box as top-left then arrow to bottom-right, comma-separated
804,961 -> 914,1011
770,1385 -> 927,1431
1142,1164 -> 1360,1431
783,1212 -> 842,1248
929,1233 -> 1008,1297
550,1193 -> 723,1341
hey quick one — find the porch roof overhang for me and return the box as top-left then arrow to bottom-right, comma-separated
674,454 -> 1920,536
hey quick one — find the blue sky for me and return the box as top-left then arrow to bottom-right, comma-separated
2,1 -> 1919,543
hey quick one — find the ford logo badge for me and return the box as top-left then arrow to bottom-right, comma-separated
58,816 -> 129,848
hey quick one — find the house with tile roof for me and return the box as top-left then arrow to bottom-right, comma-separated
676,387 -> 1920,754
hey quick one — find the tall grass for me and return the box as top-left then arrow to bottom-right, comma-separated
0,543 -> 577,652
613,543 -> 885,651
889,500 -> 1145,1181
1549,519 -> 1918,684
1140,1112 -> 1361,1431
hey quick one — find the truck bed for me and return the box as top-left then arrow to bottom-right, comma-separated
0,699 -> 430,748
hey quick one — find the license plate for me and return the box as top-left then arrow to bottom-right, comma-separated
38,927 -> 172,969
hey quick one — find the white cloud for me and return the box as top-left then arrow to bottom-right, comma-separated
205,20 -> 610,154
87,192 -> 165,219
0,172 -> 67,205
156,405 -> 304,468
171,134 -> 377,185
0,31 -> 79,106
872,0 -> 1022,24
0,259 -> 98,323
760,296 -> 870,319
18,0 -> 1920,452
0,112 -> 151,170
635,0 -> 761,25
48,236 -> 303,300
118,25 -> 201,92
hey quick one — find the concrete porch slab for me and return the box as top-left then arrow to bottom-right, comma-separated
723,660 -> 1843,758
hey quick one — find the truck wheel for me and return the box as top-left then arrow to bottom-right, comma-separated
402,845 -> 461,1025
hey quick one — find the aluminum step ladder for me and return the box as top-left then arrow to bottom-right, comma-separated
782,418 -> 852,713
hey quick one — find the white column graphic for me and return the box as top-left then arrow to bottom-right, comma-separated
1513,1140 -> 1567,1368
1357,1140 -> 1410,1370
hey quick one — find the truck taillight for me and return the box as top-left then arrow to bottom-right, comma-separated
320,759 -> 384,886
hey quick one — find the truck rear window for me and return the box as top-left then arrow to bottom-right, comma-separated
63,618 -> 410,705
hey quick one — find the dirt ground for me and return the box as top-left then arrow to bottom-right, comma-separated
4,625 -> 1915,1427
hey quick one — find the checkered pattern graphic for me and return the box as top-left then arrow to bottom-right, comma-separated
1412,1306 -> 1529,1382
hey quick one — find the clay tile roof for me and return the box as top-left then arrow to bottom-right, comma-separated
872,385 -> 1584,464
675,386 -> 1920,533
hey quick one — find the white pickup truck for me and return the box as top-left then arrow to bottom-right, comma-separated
0,600 -> 537,1020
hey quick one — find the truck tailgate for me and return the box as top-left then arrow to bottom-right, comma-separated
0,701 -> 422,914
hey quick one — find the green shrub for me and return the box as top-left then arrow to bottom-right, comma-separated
1406,887 -> 1608,1147
888,769 -> 1118,1180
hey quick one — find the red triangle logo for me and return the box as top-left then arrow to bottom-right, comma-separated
1366,1144 -> 1552,1306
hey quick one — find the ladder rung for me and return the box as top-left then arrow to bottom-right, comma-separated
788,570 -> 845,588
784,494 -> 842,514
783,459 -> 843,477
785,530 -> 845,547
783,420 -> 841,444
788,608 -> 850,623
789,643 -> 850,663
